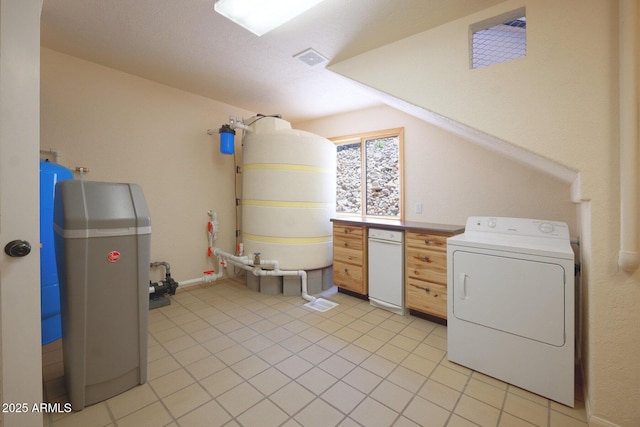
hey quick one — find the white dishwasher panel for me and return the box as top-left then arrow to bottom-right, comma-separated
368,229 -> 405,315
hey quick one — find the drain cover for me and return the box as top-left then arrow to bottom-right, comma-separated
304,298 -> 338,312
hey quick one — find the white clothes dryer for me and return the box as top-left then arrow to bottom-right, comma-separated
447,217 -> 575,407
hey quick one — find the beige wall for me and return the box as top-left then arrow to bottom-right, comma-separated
295,105 -> 577,234
329,1 -> 639,425
41,48 -> 254,283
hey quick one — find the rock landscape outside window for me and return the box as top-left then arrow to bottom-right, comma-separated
333,128 -> 403,219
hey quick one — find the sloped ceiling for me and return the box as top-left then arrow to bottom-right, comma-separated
40,0 -> 505,122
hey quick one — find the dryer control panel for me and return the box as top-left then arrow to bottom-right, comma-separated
465,216 -> 570,240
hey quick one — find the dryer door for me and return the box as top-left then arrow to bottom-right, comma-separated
451,250 -> 567,346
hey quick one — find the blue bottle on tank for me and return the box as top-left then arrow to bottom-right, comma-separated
40,160 -> 73,345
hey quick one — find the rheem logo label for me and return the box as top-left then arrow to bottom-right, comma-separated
107,251 -> 120,263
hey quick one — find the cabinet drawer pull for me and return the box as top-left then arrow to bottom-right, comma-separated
344,242 -> 349,247
344,268 -> 348,273
424,288 -> 430,293
424,256 -> 430,262
344,229 -> 349,234
424,239 -> 430,245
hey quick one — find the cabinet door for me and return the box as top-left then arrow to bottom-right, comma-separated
406,278 -> 447,318
406,247 -> 447,284
406,231 -> 448,252
405,230 -> 453,320
332,223 -> 367,295
334,224 -> 364,238
333,242 -> 364,265
333,260 -> 364,294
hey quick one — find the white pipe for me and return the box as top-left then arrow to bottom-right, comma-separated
212,247 -> 316,303
206,123 -> 251,134
618,0 -> 640,272
178,273 -> 218,288
260,259 -> 280,272
155,214 -> 312,301
255,267 -> 315,303
231,122 -> 251,132
176,258 -> 226,289
300,270 -> 316,303
212,247 -> 251,265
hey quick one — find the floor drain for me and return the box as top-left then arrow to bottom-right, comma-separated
304,298 -> 339,312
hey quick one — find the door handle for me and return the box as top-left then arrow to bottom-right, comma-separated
4,240 -> 32,257
457,272 -> 468,299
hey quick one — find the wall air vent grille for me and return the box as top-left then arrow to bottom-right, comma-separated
471,10 -> 526,69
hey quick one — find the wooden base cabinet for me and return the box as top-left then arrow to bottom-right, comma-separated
333,223 -> 367,295
405,231 -> 453,320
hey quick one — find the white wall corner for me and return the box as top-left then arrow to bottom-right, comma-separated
570,173 -> 588,203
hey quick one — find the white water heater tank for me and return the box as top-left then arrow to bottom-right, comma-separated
242,116 -> 336,270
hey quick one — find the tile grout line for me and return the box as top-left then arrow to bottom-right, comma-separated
172,285 -> 473,425
43,279 -> 588,427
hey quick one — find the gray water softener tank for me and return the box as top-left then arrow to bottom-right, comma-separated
53,180 -> 151,411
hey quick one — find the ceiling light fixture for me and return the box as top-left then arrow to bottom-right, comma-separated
214,0 -> 326,37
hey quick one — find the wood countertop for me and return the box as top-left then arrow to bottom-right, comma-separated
331,217 -> 465,235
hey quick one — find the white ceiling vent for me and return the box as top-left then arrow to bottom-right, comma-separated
294,48 -> 329,67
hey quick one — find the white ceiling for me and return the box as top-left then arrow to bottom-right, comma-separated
40,0 -> 504,123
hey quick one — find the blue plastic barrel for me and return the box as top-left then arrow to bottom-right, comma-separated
40,160 -> 73,345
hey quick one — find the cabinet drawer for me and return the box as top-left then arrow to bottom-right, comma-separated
406,231 -> 448,252
333,235 -> 363,252
333,244 -> 364,265
406,278 -> 447,319
406,247 -> 447,284
333,261 -> 365,293
334,224 -> 364,238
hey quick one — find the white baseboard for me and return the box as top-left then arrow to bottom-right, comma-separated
588,415 -> 623,427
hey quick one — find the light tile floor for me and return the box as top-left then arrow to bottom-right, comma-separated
42,278 -> 588,427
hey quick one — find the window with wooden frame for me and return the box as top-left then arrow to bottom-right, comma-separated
331,128 -> 404,219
